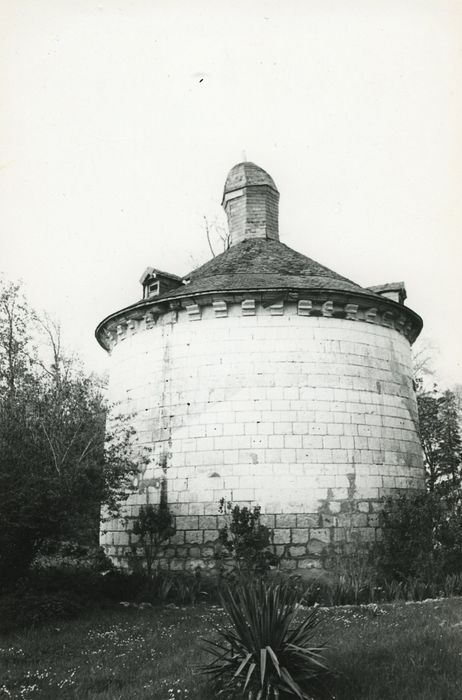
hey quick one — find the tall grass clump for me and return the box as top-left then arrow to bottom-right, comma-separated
203,577 -> 329,699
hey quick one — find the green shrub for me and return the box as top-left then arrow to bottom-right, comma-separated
441,572 -> 462,597
33,541 -> 113,572
319,549 -> 378,606
375,491 -> 462,582
217,499 -> 279,578
0,568 -> 145,632
0,565 -> 211,633
133,569 -> 206,606
131,500 -> 175,577
0,582 -> 85,633
203,578 -> 329,699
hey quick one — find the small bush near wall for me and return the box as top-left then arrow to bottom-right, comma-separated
0,566 -> 212,633
216,499 -> 279,578
374,491 -> 462,583
33,541 -> 112,571
131,502 -> 175,577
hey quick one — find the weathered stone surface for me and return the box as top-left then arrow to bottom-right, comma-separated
358,501 -> 370,513
310,528 -> 331,544
297,558 -> 322,569
320,514 -> 338,528
296,514 -> 319,528
351,513 -> 368,528
259,514 -> 275,528
168,531 -> 185,545
199,515 -> 218,530
175,516 -> 199,530
273,528 -> 291,544
185,530 -> 203,544
280,559 -> 297,570
291,529 -> 309,544
170,559 -> 184,571
276,514 -> 297,528
307,539 -> 325,555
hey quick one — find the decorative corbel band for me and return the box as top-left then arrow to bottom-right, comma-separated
103,329 -> 117,347
127,319 -> 138,334
99,293 -> 420,350
116,323 -> 126,339
298,300 -> 312,316
382,311 -> 394,328
345,304 -> 358,320
144,311 -> 156,329
242,299 -> 256,316
185,303 -> 201,321
365,308 -> 378,323
212,300 -> 228,318
270,301 -> 284,316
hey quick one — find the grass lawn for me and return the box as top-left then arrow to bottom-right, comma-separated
1,598 -> 462,699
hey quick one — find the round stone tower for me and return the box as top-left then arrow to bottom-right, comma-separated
96,162 -> 424,572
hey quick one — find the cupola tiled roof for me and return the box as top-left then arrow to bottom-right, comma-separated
222,161 -> 278,202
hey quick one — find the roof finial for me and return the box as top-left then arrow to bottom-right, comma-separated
241,149 -> 247,162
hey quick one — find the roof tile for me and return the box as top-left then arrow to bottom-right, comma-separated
161,238 -> 376,300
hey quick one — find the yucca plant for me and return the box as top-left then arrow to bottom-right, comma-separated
202,578 -> 329,699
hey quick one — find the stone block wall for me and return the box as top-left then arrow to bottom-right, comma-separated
100,299 -> 424,572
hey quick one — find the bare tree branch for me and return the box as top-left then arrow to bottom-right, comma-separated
204,216 -> 216,258
40,423 -> 60,475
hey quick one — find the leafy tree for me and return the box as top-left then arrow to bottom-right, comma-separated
437,390 -> 462,491
417,386 -> 462,494
0,279 -> 142,582
0,280 -> 33,395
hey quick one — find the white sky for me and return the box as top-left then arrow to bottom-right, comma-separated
1,0 -> 461,385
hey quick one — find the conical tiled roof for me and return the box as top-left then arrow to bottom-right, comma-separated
160,237 -> 375,300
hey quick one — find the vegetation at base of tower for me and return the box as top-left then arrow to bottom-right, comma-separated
217,499 -> 279,577
373,491 -> 462,584
368,371 -> 462,587
0,279 -> 142,583
131,499 -> 176,578
202,577 -> 329,700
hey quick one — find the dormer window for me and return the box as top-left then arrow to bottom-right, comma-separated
147,281 -> 160,298
139,266 -> 183,300
367,282 -> 407,305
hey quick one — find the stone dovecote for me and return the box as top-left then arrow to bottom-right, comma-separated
96,161 -> 424,573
